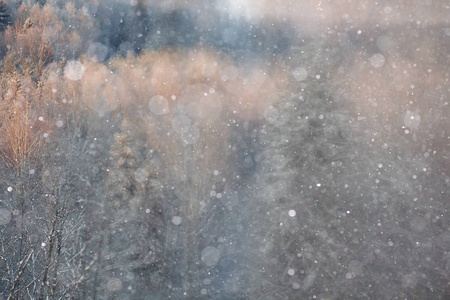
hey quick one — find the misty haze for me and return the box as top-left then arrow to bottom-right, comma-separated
0,0 -> 449,299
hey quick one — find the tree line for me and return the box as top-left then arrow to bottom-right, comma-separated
0,1 -> 449,299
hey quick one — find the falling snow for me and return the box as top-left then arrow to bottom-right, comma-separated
201,246 -> 221,267
0,1 -> 448,299
64,60 -> 85,81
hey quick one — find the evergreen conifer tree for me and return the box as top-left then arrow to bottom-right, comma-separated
0,1 -> 11,32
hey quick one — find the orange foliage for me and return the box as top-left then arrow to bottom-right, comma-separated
0,74 -> 47,174
99,48 -> 287,120
0,3 -> 83,78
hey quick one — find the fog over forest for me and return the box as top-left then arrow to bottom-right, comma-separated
0,0 -> 449,299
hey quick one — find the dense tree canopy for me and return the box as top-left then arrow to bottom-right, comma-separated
0,1 -> 448,299
0,2 -> 11,32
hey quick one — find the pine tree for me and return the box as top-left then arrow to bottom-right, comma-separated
100,118 -> 140,298
249,40 -> 448,299
100,117 -> 165,299
0,1 -> 11,32
132,0 -> 150,52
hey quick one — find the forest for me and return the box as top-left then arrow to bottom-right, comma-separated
0,0 -> 449,299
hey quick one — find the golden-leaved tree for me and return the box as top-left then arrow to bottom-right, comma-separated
0,8 -> 95,299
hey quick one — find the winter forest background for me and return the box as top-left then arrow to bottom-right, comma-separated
0,0 -> 448,299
